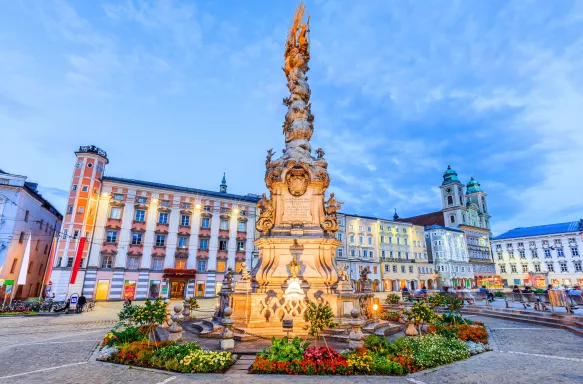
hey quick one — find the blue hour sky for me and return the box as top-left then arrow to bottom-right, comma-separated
1,0 -> 582,235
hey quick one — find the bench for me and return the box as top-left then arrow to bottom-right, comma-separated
504,292 -> 525,308
568,294 -> 583,311
472,291 -> 492,307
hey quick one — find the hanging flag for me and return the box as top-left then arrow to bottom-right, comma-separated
17,231 -> 32,285
69,237 -> 86,284
44,237 -> 59,285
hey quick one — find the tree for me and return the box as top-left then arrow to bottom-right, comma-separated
303,301 -> 337,347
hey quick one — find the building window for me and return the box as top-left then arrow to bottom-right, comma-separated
544,249 -> 551,258
449,215 -> 455,224
384,265 -> 389,272
62,229 -> 68,240
199,238 -> 209,250
349,224 -> 353,230
18,231 -> 25,243
67,206 -> 73,214
521,264 -> 528,273
447,196 -> 453,205
557,248 -> 564,257
350,249 -> 355,257
178,236 -> 188,249
24,210 -> 30,222
160,200 -> 171,207
155,235 -> 166,247
349,235 -> 355,244
531,250 -> 538,259
574,262 -> 582,272
359,236 -> 364,244
337,248 -> 343,257
381,250 -> 386,259
137,196 -> 148,204
197,260 -> 207,272
73,230 -> 80,239
519,250 -> 526,259
369,251 -> 374,258
203,205 -> 211,212
128,256 -> 140,270
217,260 -> 226,273
201,217 -> 210,229
500,265 -> 507,273
237,221 -> 246,232
237,241 -> 245,252
401,265 -> 406,273
181,202 -> 191,209
101,256 -> 113,269
510,264 -> 517,273
508,251 -> 514,259
560,262 -> 568,273
44,244 -> 48,255
337,232 -> 343,241
131,233 -> 142,245
392,265 -> 397,272
66,257 -> 74,267
380,235 -> 384,243
497,252 -> 503,260
220,219 -> 229,231
547,263 -> 555,272
113,194 -> 124,201
78,206 -> 84,214
80,185 -> 88,192
572,247 -> 579,256
158,212 -> 169,225
219,239 -> 228,251
134,210 -> 146,222
534,264 -> 541,272
151,258 -> 163,271
175,259 -> 186,270
106,231 -> 118,243
367,226 -> 372,232
555,239 -> 562,245
409,266 -> 413,273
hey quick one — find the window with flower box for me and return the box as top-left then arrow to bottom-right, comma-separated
155,235 -> 166,247
134,210 -> 146,222
158,212 -> 169,225
131,233 -> 142,245
128,256 -> 140,270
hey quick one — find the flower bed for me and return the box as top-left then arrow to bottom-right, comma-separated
0,310 -> 37,316
426,323 -> 488,344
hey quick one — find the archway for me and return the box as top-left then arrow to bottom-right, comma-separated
372,280 -> 380,292
410,280 -> 416,291
427,279 -> 434,289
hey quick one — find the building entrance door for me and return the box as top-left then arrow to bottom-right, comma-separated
95,280 -> 110,301
170,281 -> 185,300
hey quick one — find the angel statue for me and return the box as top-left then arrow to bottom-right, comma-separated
337,263 -> 349,282
240,262 -> 251,281
266,149 -> 275,167
257,193 -> 274,220
315,147 -> 325,159
324,193 -> 343,217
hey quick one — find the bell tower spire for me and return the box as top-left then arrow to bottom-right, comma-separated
219,171 -> 227,193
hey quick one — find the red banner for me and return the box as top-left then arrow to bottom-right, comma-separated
44,237 -> 58,285
69,237 -> 86,284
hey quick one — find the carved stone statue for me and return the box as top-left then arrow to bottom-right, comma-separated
224,267 -> 235,291
240,262 -> 251,281
266,149 -> 275,167
315,148 -> 325,159
360,266 -> 371,283
288,258 -> 301,278
337,264 -> 349,282
256,193 -> 275,234
324,193 -> 343,216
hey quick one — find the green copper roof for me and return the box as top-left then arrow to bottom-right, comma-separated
442,165 -> 460,185
466,176 -> 482,194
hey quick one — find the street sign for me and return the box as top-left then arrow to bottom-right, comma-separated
70,294 -> 79,305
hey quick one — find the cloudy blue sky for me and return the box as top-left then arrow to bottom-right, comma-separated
1,0 -> 582,235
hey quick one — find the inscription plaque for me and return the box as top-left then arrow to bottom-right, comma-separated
282,196 -> 312,223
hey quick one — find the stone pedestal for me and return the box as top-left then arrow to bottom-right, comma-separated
348,309 -> 365,349
182,303 -> 191,321
168,304 -> 184,342
220,307 -> 235,351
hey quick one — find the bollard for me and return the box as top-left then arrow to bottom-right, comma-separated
348,308 -> 365,349
168,304 -> 184,342
220,307 -> 235,351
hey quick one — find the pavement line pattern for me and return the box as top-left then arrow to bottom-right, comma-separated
12,339 -> 98,347
0,362 -> 88,379
501,351 -> 583,362
406,378 -> 427,384
156,377 -> 177,384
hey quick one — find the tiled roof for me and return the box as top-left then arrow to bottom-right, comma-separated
103,176 -> 261,203
397,211 -> 445,227
426,224 -> 465,233
493,221 -> 583,240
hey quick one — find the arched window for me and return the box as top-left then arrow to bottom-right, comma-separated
447,195 -> 453,205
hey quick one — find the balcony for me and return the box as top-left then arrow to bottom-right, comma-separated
175,250 -> 189,259
178,225 -> 191,236
155,223 -> 169,234
105,218 -> 122,230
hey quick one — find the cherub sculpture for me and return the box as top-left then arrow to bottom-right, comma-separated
324,193 -> 343,216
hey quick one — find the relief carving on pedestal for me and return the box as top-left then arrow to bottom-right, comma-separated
286,166 -> 309,196
320,192 -> 343,233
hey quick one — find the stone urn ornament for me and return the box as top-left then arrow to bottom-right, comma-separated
182,302 -> 191,321
405,322 -> 418,337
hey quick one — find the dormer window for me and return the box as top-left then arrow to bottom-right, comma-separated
160,200 -> 171,207
113,194 -> 124,201
136,196 -> 148,204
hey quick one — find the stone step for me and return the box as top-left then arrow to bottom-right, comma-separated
374,324 -> 401,337
362,321 -> 390,333
461,309 -> 583,337
234,333 -> 261,342
462,307 -> 583,327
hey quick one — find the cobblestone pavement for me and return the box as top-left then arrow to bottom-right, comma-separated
1,305 -> 582,384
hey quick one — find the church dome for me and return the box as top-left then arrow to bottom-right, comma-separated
466,176 -> 482,194
442,165 -> 460,185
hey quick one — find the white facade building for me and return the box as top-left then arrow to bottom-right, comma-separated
492,221 -> 583,288
425,225 -> 473,288
0,169 -> 62,299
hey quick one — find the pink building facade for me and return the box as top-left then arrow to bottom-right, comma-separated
49,146 -> 259,301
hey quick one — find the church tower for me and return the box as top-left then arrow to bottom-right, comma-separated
219,172 -> 227,193
465,177 -> 491,231
440,165 -> 466,227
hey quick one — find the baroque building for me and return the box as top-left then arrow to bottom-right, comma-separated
49,146 -> 259,301
0,169 -> 62,299
400,165 -> 497,287
492,220 -> 583,288
425,225 -> 472,288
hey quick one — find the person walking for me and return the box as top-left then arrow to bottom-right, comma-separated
76,295 -> 87,313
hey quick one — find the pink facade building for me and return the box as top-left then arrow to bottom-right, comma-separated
49,146 -> 259,301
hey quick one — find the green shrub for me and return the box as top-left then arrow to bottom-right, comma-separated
385,293 -> 401,306
151,342 -> 201,364
494,291 -> 504,298
103,324 -> 146,347
394,334 -> 470,369
259,336 -> 310,362
380,309 -> 401,321
371,353 -> 404,375
364,335 -> 397,355
440,313 -> 474,325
